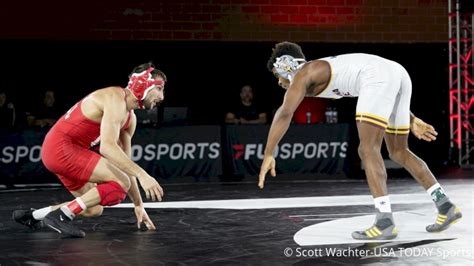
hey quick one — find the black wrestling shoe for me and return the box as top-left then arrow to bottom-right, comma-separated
43,209 -> 85,238
12,209 -> 43,230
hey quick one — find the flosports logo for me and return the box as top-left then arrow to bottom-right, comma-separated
232,144 -> 245,159
131,142 -> 220,161
232,142 -> 348,160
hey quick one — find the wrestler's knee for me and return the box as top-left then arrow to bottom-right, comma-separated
358,143 -> 379,160
96,181 -> 128,206
92,158 -> 131,192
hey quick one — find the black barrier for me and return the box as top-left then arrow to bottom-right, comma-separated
224,124 -> 350,177
0,124 -> 349,185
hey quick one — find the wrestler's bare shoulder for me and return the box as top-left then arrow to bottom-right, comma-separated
296,60 -> 331,86
81,87 -> 126,118
301,60 -> 330,72
89,86 -> 124,98
84,86 -> 124,103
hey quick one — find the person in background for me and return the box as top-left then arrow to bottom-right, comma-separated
0,90 -> 16,128
225,85 -> 267,125
28,90 -> 61,127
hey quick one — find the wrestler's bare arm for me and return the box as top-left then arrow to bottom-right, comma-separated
99,94 -> 146,178
264,66 -> 314,156
118,114 -> 157,229
258,65 -> 312,188
100,92 -> 163,201
118,113 -> 143,206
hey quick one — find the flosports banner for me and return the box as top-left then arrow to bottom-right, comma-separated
224,124 -> 350,176
0,124 -> 349,185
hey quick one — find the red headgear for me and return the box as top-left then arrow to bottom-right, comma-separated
127,67 -> 165,109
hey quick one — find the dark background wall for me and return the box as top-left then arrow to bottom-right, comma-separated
0,0 -> 454,168
1,0 -> 447,42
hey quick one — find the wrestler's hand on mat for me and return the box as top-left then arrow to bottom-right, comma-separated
258,156 -> 276,189
410,117 -> 438,142
134,205 -> 156,230
138,175 -> 164,202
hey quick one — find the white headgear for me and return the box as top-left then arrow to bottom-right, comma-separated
273,55 -> 306,83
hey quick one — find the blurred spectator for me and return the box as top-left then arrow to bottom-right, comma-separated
225,85 -> 267,125
0,90 -> 16,128
28,90 -> 61,127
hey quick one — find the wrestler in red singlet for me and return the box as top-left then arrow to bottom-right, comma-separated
13,63 -> 166,238
41,93 -> 132,192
